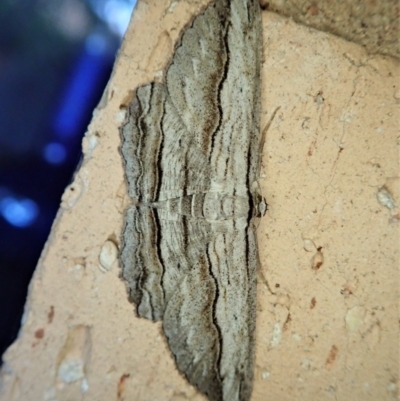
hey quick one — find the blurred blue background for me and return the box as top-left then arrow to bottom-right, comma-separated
0,0 -> 136,362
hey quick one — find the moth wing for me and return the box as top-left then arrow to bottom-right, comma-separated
121,83 -> 211,319
162,221 -> 257,401
167,0 -> 262,189
166,0 -> 229,155
122,201 -> 257,401
121,205 -> 165,320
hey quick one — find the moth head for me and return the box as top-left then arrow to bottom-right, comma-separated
254,193 -> 268,218
258,196 -> 267,217
251,181 -> 268,218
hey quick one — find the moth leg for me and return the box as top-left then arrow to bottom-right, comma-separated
254,107 -> 281,220
258,106 -> 281,173
257,268 -> 277,295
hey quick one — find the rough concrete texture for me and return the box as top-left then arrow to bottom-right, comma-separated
261,0 -> 400,59
0,1 -> 399,401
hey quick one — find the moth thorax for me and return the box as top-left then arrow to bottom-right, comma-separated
203,192 -> 249,221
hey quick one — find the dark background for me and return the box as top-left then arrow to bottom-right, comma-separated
0,0 -> 136,362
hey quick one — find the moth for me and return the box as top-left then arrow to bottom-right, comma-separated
120,0 -> 263,400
